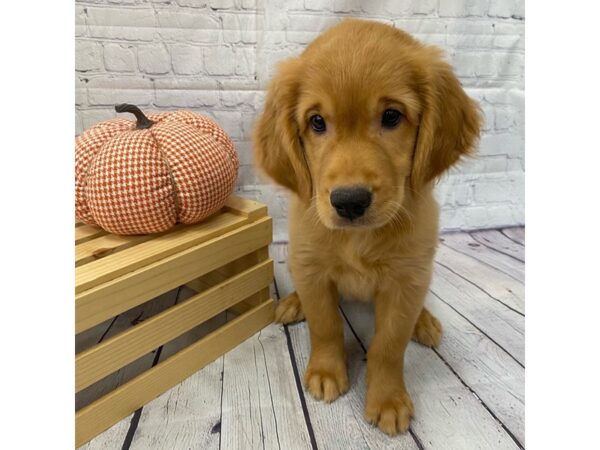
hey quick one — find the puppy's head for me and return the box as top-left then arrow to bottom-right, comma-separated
254,19 -> 481,230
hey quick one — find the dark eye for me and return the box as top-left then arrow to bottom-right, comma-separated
309,114 -> 327,133
381,109 -> 402,128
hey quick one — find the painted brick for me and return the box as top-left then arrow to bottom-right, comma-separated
103,43 -> 137,72
209,0 -> 236,8
439,0 -> 490,17
210,110 -> 244,140
76,0 -> 525,232
88,87 -> 153,106
488,0 -> 515,18
76,41 -> 103,72
80,108 -> 118,130
176,0 -> 209,6
155,89 -> 219,108
222,13 -> 262,44
138,44 -> 171,74
156,10 -> 219,29
171,44 -> 204,74
235,48 -> 256,76
305,0 -> 333,11
412,0 -> 437,15
86,7 -> 156,27
203,47 -> 236,75
332,0 -> 361,13
157,28 -> 220,44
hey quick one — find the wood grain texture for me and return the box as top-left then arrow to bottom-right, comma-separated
82,230 -> 526,449
287,320 -> 419,450
225,196 -> 268,220
76,290 -> 178,411
470,229 -> 525,262
75,224 -> 107,244
76,300 -> 274,447
78,414 -> 133,450
75,217 -> 272,333
340,301 -> 521,450
501,227 -> 525,246
220,323 -> 313,450
440,233 -> 524,283
431,263 -> 525,365
75,212 -> 248,294
76,260 -> 273,392
76,233 -> 154,266
275,255 -> 418,450
128,312 -> 228,450
426,293 -> 525,445
435,244 -> 525,314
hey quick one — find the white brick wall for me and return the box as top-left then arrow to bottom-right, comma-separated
75,0 -> 525,240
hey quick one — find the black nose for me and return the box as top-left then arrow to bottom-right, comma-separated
330,187 -> 372,220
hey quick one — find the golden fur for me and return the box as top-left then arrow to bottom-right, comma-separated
253,19 -> 481,435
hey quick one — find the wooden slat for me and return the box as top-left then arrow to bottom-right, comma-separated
219,323 -> 314,450
440,232 -> 524,283
127,314 -> 228,450
75,216 -> 272,333
470,229 -> 525,262
502,227 -> 525,245
185,247 -> 269,293
435,244 -> 525,314
78,415 -> 133,450
185,247 -> 271,315
340,301 -> 521,450
427,294 -> 525,445
225,196 -> 267,221
75,299 -> 275,447
76,260 -> 273,392
76,233 -> 154,267
76,290 -> 179,411
431,263 -> 524,365
76,211 -> 248,293
76,225 -> 107,244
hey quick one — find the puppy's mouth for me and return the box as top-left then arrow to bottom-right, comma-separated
315,187 -> 404,231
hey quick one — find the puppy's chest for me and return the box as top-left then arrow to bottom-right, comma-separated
328,241 -> 386,302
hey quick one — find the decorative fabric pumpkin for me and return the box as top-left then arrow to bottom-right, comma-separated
76,104 -> 239,235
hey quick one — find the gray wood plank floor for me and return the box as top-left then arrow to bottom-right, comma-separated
80,227 -> 525,450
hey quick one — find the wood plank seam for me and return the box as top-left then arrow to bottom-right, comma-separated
429,290 -> 525,368
76,212 -> 250,293
439,241 -> 523,284
499,229 -> 525,246
431,348 -> 524,449
76,260 -> 273,391
273,273 -> 318,450
468,231 -> 525,263
76,217 -> 272,333
434,260 -> 524,317
76,299 -> 274,447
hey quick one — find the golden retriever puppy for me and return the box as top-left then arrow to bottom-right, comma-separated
253,19 -> 481,435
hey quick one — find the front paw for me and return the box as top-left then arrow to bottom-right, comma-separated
365,388 -> 414,435
412,307 -> 442,348
304,359 -> 349,403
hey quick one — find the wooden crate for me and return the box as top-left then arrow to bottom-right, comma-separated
75,197 -> 275,447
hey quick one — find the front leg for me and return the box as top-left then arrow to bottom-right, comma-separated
295,275 -> 348,403
365,280 -> 428,435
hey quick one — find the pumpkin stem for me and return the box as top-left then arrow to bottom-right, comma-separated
115,103 -> 154,129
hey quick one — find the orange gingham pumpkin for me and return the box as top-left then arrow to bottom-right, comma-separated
75,104 -> 239,235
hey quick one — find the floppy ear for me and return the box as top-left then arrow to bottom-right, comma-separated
253,58 -> 312,201
411,52 -> 482,190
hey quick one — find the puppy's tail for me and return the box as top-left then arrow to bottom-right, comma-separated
274,291 -> 305,324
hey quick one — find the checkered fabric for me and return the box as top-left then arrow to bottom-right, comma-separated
75,110 -> 239,235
